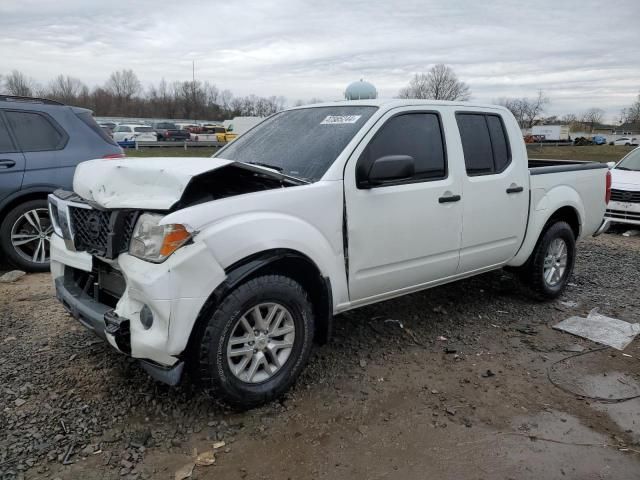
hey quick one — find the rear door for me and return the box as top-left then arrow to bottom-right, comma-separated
344,108 -> 463,302
455,111 -> 529,272
0,111 -> 26,205
4,110 -> 69,190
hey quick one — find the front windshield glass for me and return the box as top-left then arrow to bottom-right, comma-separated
617,148 -> 640,171
215,106 -> 377,182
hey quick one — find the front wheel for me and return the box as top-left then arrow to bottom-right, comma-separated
194,275 -> 315,409
519,221 -> 576,299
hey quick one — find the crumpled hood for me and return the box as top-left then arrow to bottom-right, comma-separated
611,168 -> 640,191
73,157 -> 234,209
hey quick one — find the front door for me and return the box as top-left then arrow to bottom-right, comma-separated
344,108 -> 463,303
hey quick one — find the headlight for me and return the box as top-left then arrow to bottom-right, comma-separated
129,213 -> 191,263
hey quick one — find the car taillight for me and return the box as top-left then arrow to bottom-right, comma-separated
605,170 -> 611,204
103,153 -> 125,159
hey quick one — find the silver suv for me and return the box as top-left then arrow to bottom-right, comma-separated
0,95 -> 123,271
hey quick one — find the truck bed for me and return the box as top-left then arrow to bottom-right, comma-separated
529,158 -> 607,175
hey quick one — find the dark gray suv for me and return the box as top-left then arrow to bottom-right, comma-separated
0,95 -> 123,271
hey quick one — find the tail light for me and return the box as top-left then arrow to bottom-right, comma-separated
166,131 -> 171,137
103,153 -> 125,159
605,170 -> 612,204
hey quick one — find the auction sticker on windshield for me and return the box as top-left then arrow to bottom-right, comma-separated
321,115 -> 362,125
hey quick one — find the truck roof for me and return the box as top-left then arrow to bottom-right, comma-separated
289,98 -> 511,113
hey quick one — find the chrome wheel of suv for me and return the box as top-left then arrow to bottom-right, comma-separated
10,208 -> 53,265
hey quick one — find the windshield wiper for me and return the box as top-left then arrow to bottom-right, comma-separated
615,166 -> 631,171
243,161 -> 310,185
246,161 -> 283,172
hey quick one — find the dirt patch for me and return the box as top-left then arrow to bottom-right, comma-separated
1,233 -> 639,479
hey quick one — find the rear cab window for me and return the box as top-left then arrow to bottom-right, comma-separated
456,112 -> 511,176
4,110 -> 67,152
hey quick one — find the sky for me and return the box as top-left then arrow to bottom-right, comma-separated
1,0 -> 639,122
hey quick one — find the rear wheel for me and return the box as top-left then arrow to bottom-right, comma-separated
194,274 -> 314,409
0,199 -> 52,272
519,221 -> 576,299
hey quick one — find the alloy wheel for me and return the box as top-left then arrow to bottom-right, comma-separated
10,208 -> 53,265
226,302 -> 296,383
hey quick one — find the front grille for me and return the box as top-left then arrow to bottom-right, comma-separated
71,208 -> 110,254
70,207 -> 138,258
605,209 -> 640,221
610,189 -> 640,203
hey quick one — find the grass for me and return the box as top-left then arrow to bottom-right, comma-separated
526,144 -> 635,162
123,144 -> 635,163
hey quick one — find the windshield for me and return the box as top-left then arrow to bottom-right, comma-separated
155,122 -> 176,129
215,106 -> 377,181
617,148 -> 640,171
135,126 -> 154,132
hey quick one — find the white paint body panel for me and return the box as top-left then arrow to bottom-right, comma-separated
51,99 -> 608,368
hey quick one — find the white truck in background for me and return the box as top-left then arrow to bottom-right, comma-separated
222,116 -> 263,136
531,125 -> 570,141
48,100 -> 610,408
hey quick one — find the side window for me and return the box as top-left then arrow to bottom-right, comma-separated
487,115 -> 511,172
0,115 -> 17,153
5,111 -> 65,152
456,113 -> 511,176
357,113 -> 446,187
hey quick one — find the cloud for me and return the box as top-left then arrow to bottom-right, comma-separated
1,0 -> 638,120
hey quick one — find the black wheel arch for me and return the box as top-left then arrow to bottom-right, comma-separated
185,248 -> 333,362
0,186 -> 57,221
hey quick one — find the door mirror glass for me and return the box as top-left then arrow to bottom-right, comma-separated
361,155 -> 415,187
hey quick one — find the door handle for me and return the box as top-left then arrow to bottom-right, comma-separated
506,185 -> 524,194
438,194 -> 461,203
0,159 -> 16,169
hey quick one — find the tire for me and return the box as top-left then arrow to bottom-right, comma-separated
0,199 -> 52,272
519,221 -> 576,300
194,274 -> 315,409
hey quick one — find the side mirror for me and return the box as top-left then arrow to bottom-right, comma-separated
360,155 -> 415,187
606,161 -> 616,170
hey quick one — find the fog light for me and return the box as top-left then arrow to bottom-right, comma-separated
140,305 -> 154,330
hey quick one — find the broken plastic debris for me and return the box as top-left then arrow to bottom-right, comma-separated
195,450 -> 216,466
553,308 -> 640,351
622,229 -> 640,237
175,462 -> 194,480
437,336 -> 448,341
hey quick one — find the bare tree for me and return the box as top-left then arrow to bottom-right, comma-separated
620,93 -> 640,124
105,69 -> 142,101
2,70 -> 37,96
398,64 -> 471,101
496,90 -> 549,128
581,108 -> 605,133
46,75 -> 87,104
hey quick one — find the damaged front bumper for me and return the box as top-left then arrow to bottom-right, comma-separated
54,268 -> 185,385
50,224 -> 226,386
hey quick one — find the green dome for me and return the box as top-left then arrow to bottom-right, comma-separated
345,79 -> 377,100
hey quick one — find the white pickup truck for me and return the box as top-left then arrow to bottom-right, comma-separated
48,100 -> 610,408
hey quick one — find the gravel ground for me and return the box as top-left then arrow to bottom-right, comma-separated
1,232 -> 639,480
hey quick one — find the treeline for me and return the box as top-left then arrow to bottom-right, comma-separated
0,69 -> 287,120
